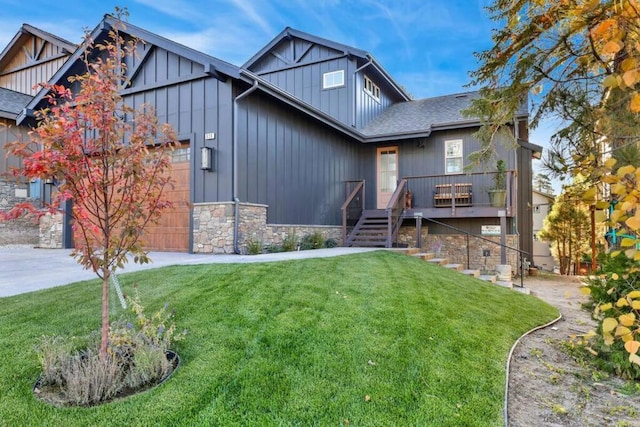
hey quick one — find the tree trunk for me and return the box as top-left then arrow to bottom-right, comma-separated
100,267 -> 110,359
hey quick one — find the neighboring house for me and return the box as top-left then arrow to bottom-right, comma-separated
532,190 -> 556,271
0,24 -> 75,245
18,16 -> 542,272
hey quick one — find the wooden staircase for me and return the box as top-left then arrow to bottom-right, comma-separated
345,209 -> 390,247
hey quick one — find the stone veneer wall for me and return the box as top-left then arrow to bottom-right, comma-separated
38,212 -> 64,249
422,234 -> 519,273
192,202 -> 343,254
0,180 -> 39,245
396,224 -> 519,272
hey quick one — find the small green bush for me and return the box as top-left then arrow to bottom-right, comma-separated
324,238 -> 338,248
281,232 -> 298,252
265,243 -> 283,253
245,239 -> 263,255
299,232 -> 325,250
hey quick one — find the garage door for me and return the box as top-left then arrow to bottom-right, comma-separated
143,144 -> 190,252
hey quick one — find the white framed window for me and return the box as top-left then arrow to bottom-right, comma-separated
364,75 -> 380,101
445,139 -> 463,174
323,70 -> 344,89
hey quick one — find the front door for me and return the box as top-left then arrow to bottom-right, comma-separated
376,146 -> 398,209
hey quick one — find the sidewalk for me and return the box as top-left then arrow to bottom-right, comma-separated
0,246 -> 377,297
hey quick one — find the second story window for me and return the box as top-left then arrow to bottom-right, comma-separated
323,70 -> 344,89
445,139 -> 463,174
364,76 -> 380,101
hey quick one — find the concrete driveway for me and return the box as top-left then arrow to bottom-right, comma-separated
0,245 -> 377,297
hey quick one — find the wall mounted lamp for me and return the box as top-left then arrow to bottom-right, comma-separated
200,146 -> 213,171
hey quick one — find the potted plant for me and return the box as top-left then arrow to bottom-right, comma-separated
488,159 -> 507,207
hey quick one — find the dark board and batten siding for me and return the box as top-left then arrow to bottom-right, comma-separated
259,56 -> 355,127
124,45 -> 235,204
354,71 -> 397,129
236,92 -> 366,225
517,145 -> 534,258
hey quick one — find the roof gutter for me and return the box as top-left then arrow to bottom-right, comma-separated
232,79 -> 259,254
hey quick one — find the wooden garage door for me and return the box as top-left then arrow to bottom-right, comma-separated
143,145 -> 190,252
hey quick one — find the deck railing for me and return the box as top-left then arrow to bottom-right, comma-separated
402,170 -> 516,213
341,180 -> 365,244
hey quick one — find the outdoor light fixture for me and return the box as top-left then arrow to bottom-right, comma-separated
200,146 -> 213,171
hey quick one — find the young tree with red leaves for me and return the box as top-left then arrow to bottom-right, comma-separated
1,15 -> 178,358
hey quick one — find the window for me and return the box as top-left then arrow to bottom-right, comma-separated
172,146 -> 191,162
364,76 -> 380,101
444,139 -> 463,174
323,70 -> 344,89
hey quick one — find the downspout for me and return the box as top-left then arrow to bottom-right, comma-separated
352,56 -> 373,127
233,79 -> 259,254
513,117 -> 520,260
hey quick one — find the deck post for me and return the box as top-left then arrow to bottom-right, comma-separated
499,210 -> 507,264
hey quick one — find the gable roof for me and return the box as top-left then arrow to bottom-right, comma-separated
360,90 -> 530,142
17,14 -> 241,124
244,27 -> 411,102
0,87 -> 32,119
0,24 -> 76,72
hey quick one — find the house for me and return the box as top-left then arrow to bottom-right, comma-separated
17,16 -> 542,272
0,24 -> 75,245
532,190 -> 557,271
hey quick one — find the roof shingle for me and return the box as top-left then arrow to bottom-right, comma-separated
361,91 -> 528,138
0,88 -> 32,118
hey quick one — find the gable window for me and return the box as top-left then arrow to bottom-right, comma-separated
323,70 -> 344,89
364,75 -> 380,101
445,139 -> 463,174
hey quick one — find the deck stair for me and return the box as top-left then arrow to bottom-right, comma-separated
345,209 -> 391,247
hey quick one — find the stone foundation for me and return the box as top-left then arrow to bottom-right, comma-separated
397,224 -> 429,247
0,180 -> 39,245
422,234 -> 519,273
192,202 -> 342,254
39,212 -> 64,249
395,222 -> 519,272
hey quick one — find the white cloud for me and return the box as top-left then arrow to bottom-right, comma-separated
131,0 -> 203,23
228,0 -> 274,35
162,25 -> 267,66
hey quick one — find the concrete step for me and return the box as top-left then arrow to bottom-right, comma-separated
461,269 -> 480,278
412,252 -> 435,260
389,248 -> 421,255
479,274 -> 497,283
427,258 -> 449,266
496,280 -> 513,289
444,263 -> 463,271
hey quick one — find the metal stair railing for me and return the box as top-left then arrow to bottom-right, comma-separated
424,217 -> 531,288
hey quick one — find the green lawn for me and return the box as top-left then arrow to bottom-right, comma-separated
0,251 -> 558,426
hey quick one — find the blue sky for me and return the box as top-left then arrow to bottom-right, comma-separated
0,0 -> 556,182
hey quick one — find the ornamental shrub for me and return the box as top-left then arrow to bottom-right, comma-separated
34,292 -> 186,406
